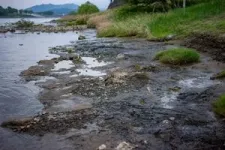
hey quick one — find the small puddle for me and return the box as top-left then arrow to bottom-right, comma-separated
82,57 -> 109,68
76,68 -> 106,77
179,77 -> 219,88
71,57 -> 111,77
52,60 -> 74,71
52,71 -> 71,75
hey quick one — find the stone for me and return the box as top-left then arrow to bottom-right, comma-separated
78,35 -> 86,40
116,142 -> 133,150
98,144 -> 107,150
116,53 -> 125,60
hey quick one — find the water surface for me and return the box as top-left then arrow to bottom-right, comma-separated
0,18 -> 58,26
0,31 -> 78,150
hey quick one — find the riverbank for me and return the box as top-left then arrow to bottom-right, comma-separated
57,0 -> 225,41
1,29 -> 225,149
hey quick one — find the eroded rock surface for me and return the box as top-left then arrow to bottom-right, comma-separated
2,37 -> 225,150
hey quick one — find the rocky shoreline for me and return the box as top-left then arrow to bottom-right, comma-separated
0,20 -> 87,34
2,30 -> 225,149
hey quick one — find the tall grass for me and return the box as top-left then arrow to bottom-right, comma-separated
149,0 -> 225,38
98,14 -> 151,37
98,0 -> 225,39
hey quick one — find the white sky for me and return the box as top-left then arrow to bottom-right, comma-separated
0,0 -> 110,9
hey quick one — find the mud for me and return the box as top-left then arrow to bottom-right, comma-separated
2,35 -> 225,149
184,33 -> 225,62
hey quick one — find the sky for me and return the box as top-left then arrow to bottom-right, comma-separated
0,0 -> 110,9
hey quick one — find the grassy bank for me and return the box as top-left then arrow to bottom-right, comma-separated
99,0 -> 225,39
58,0 -> 225,40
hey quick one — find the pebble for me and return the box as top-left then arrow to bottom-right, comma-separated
98,144 -> 107,150
116,142 -> 133,150
169,117 -> 175,121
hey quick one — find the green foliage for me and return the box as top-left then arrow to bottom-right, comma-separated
37,11 -> 54,16
0,6 -> 18,16
67,48 -> 73,54
149,0 -> 225,38
15,19 -> 34,28
213,71 -> 225,79
213,94 -> 225,117
99,0 -> 225,39
77,1 -> 99,15
69,11 -> 77,15
0,6 -> 33,16
155,48 -> 200,65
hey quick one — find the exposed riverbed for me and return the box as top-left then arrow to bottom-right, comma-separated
1,19 -> 225,150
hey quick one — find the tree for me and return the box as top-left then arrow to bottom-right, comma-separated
0,6 -> 6,16
7,6 -> 18,14
77,1 -> 100,14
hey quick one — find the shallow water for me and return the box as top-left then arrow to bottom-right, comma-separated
0,18 -> 59,26
0,31 -> 79,150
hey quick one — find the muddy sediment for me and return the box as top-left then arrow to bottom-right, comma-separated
2,34 -> 225,149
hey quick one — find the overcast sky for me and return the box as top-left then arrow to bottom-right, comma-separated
0,0 -> 110,9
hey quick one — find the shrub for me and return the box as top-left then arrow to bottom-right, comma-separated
211,71 -> 225,80
213,94 -> 225,117
77,1 -> 99,15
15,19 -> 34,28
155,48 -> 200,65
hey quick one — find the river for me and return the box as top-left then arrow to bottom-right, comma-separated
0,18 -> 58,26
0,18 -> 78,150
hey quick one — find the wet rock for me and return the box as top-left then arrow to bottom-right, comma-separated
98,144 -> 107,150
1,117 -> 33,128
20,66 -> 47,76
116,53 -> 125,60
105,71 -> 128,85
116,142 -> 133,150
78,35 -> 86,40
38,60 -> 55,65
210,71 -> 225,80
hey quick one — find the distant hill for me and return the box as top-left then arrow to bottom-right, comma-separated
27,3 -> 79,15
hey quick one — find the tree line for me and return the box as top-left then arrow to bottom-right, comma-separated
0,6 -> 33,16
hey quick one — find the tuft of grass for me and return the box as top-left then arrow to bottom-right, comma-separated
155,48 -> 200,65
213,94 -> 225,117
67,48 -> 73,54
212,71 -> 225,80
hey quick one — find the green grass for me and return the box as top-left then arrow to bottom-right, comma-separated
149,0 -> 225,38
213,71 -> 225,79
98,13 -> 150,37
213,94 -> 225,117
98,0 -> 225,39
155,48 -> 200,65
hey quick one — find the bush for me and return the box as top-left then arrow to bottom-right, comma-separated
15,19 -> 34,28
77,1 -> 99,15
213,94 -> 225,117
211,71 -> 225,80
155,48 -> 200,65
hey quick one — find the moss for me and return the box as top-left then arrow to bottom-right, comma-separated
169,86 -> 181,92
213,94 -> 225,117
134,64 -> 142,71
131,72 -> 149,80
73,55 -> 83,64
67,48 -> 73,54
155,48 -> 200,65
212,71 -> 225,80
